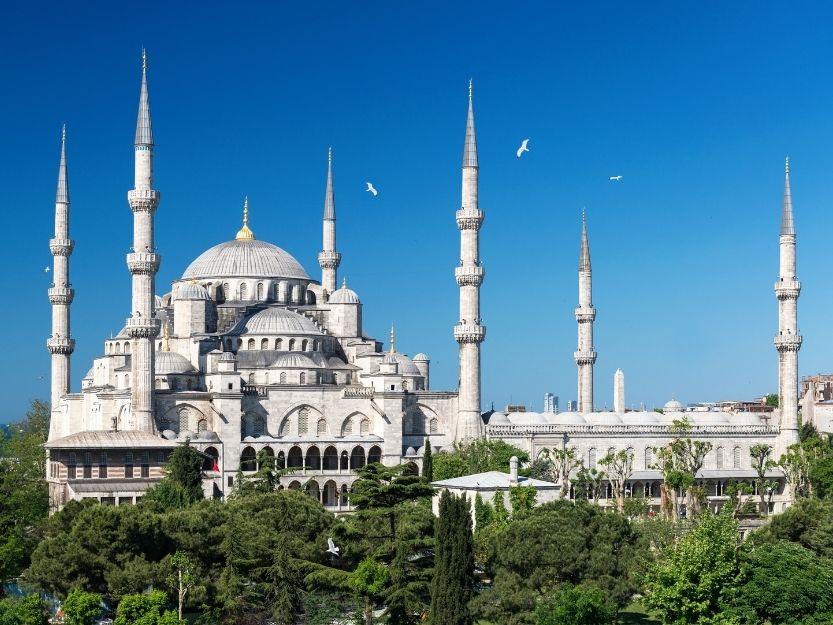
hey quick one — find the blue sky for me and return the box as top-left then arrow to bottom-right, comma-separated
4,1 -> 833,421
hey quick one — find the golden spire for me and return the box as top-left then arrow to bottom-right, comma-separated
235,196 -> 255,240
162,319 -> 171,352
390,323 -> 396,354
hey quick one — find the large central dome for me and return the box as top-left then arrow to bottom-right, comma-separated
182,239 -> 310,281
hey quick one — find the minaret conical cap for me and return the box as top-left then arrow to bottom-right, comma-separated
134,49 -> 154,146
462,79 -> 478,168
56,124 -> 69,204
781,157 -> 795,236
579,208 -> 591,271
324,147 -> 335,220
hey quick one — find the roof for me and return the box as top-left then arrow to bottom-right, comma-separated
182,239 -> 309,281
329,285 -> 360,304
229,307 -> 323,336
175,283 -> 211,301
432,470 -> 559,491
46,431 -> 178,449
69,479 -> 158,494
155,351 -> 196,374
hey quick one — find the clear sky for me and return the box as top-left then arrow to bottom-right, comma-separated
4,1 -> 833,422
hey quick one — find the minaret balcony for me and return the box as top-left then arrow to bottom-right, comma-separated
127,189 -> 160,212
126,252 -> 161,275
318,250 -> 342,269
455,265 -> 485,286
574,350 -> 597,365
774,279 -> 801,299
454,323 -> 486,343
49,238 -> 74,256
774,334 -> 802,352
48,287 -> 75,305
125,316 -> 162,339
47,337 -> 75,354
575,308 -> 596,322
456,209 -> 484,230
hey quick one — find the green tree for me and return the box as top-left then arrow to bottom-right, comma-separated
114,591 -> 179,625
473,493 -> 493,530
0,595 -> 49,625
749,443 -> 776,515
432,440 -> 529,481
167,551 -> 197,621
749,497 -> 833,559
430,491 -> 474,625
421,439 -> 433,481
643,510 -> 740,625
764,393 -> 779,408
491,491 -> 509,526
62,589 -> 102,625
349,557 -> 389,625
599,449 -> 634,513
144,443 -> 204,509
508,485 -> 537,514
575,466 -> 605,505
536,583 -> 616,625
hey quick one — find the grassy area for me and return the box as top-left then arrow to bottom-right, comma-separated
619,600 -> 660,624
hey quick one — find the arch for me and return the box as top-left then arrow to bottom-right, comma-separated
124,342 -> 131,354
644,446 -> 653,470
276,451 -> 285,469
237,338 -> 242,350
279,416 -> 289,437
340,483 -> 349,506
323,446 -> 338,470
342,417 -> 354,436
125,374 -> 130,387
323,480 -> 338,506
256,282 -> 264,300
429,418 -> 439,434
733,446 -> 741,469
115,342 -> 122,354
287,446 -> 303,468
186,379 -> 193,391
197,418 -> 207,433
305,446 -> 321,470
259,446 -> 275,471
247,338 -> 255,350
360,418 -> 370,436
203,446 -> 219,471
239,282 -> 248,300
313,340 -> 320,351
404,461 -> 418,475
305,479 -> 321,501
298,407 -> 309,434
368,445 -> 382,465
275,338 -> 283,350
340,450 -> 349,471
240,446 -> 257,471
273,283 -> 280,300
306,290 -> 316,305
289,338 -> 296,351
299,372 -> 306,385
350,446 -> 366,469
288,480 -> 301,491
317,418 -> 328,436
280,372 -> 287,384
248,372 -> 255,384
223,283 -> 230,301
261,338 -> 269,350
588,448 -> 597,469
716,446 -> 724,470
301,339 -> 308,351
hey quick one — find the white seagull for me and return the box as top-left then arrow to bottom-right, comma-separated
44,266 -> 51,273
326,538 -> 340,557
609,175 -> 623,182
516,139 -> 530,159
365,182 -> 378,197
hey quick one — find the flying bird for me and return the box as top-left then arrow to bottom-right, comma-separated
326,538 -> 340,557
44,266 -> 51,273
365,182 -> 378,197
516,139 -> 530,159
609,175 -> 623,182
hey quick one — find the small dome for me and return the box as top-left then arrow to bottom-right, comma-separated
179,430 -> 196,440
622,411 -> 659,425
405,446 -> 417,456
551,412 -> 588,425
83,367 -> 94,380
663,399 -> 685,413
728,413 -> 765,426
161,429 -> 177,439
508,412 -> 547,425
231,307 -> 323,336
182,239 -> 309,281
487,412 -> 510,425
587,411 -> 623,425
329,285 -> 361,304
690,412 -> 729,425
412,353 -> 429,362
220,351 -> 236,362
390,353 -> 421,376
175,283 -> 211,301
155,351 -> 196,375
272,352 -> 318,368
192,430 -> 221,442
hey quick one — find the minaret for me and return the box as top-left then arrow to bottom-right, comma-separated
125,50 -> 161,432
318,148 -> 341,297
574,209 -> 596,413
614,369 -> 624,414
453,80 -> 486,441
774,157 -> 801,446
47,125 -> 75,409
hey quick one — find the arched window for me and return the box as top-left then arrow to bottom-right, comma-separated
124,342 -> 131,354
340,451 -> 349,471
317,418 -> 327,436
733,446 -> 741,469
223,283 -> 230,300
298,408 -> 309,435
313,340 -> 319,351
360,419 -> 370,436
186,379 -> 193,390
276,338 -> 283,350
248,373 -> 255,384
289,339 -> 296,351
125,374 -> 130,387
203,446 -> 219,471
368,445 -> 382,465
247,339 -> 255,350
299,373 -> 306,385
178,408 -> 189,433
343,418 -> 353,436
323,446 -> 338,470
261,338 -> 269,350
240,446 -> 257,471
287,446 -> 303,468
257,282 -> 264,300
280,372 -> 287,384
716,447 -> 724,469
197,418 -> 207,433
279,418 -> 289,437
115,343 -> 122,354
239,283 -> 248,300
301,340 -> 308,351
429,418 -> 439,434
350,446 -> 366,469
306,447 -> 321,470
645,447 -> 653,470
589,448 -> 597,469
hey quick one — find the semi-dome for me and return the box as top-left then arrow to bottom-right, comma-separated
155,351 -> 196,375
272,352 -> 318,368
175,283 -> 211,301
182,239 -> 310,281
231,307 -> 323,336
412,353 -> 429,361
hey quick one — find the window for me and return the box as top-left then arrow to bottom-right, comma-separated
83,452 -> 93,479
588,448 -> 597,469
317,418 -> 327,436
716,447 -> 724,470
298,408 -> 309,435
360,419 -> 370,436
140,452 -> 150,478
261,338 -> 269,350
223,283 -> 230,301
178,408 -> 189,433
343,419 -> 353,436
247,339 -> 255,350
125,452 -> 134,478
276,338 -> 283,350
301,340 -> 308,351
733,446 -> 741,469
257,282 -> 264,300
157,451 -> 167,464
197,418 -> 207,433
68,452 -> 77,479
124,342 -> 131,354
429,418 -> 439,434
253,415 -> 266,437
280,372 -> 286,384
240,283 -> 248,299
313,340 -> 319,351
300,373 -> 306,385
248,373 -> 255,384
289,339 -> 296,351
645,447 -> 653,470
99,452 -> 108,479
280,419 -> 289,437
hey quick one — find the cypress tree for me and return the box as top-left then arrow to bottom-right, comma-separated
430,491 -> 474,625
422,438 -> 433,481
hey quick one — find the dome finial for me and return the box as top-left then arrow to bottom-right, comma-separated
236,196 -> 255,240
390,323 -> 396,354
342,276 -> 347,289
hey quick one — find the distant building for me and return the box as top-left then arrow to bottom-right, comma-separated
543,393 -> 558,413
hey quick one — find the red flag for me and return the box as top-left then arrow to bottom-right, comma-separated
212,460 -> 219,472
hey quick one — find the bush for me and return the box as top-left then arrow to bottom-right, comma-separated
536,583 -> 616,625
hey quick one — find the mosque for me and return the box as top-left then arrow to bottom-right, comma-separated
44,56 -> 804,514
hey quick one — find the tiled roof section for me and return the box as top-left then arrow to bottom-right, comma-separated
432,470 -> 559,490
46,431 -> 178,449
